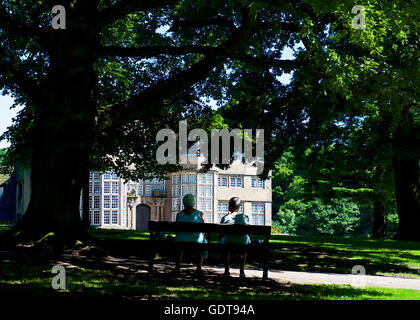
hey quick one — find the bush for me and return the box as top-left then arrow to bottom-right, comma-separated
275,198 -> 374,237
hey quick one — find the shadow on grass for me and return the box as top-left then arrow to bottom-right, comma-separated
1,248 -> 419,301
267,242 -> 420,278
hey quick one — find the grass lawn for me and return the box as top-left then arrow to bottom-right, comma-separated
88,228 -> 420,279
269,234 -> 420,279
1,258 -> 419,300
1,224 -> 420,300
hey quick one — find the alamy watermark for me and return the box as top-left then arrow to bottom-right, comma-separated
351,5 -> 366,30
51,265 -> 66,290
156,120 -> 265,174
351,265 -> 367,288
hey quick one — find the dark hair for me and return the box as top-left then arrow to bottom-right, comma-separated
229,197 -> 241,212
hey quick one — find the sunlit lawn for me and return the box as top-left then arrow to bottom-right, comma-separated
1,260 -> 419,300
1,224 -> 420,300
88,228 -> 420,279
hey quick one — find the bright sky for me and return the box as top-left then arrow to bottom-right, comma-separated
0,95 -> 23,149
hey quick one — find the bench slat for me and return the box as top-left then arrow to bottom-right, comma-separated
148,221 -> 271,235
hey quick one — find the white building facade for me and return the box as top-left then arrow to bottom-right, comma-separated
87,161 -> 272,230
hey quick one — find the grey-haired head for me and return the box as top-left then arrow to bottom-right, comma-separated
182,194 -> 195,208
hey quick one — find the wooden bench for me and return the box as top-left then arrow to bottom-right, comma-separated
148,221 -> 271,279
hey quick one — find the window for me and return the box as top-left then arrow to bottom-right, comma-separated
218,202 -> 228,214
112,182 -> 118,194
112,172 -> 118,180
137,185 -> 143,196
199,198 -> 205,211
93,182 -> 101,194
172,212 -> 177,222
218,176 -> 228,187
198,173 -> 212,222
217,202 -> 243,221
198,198 -> 212,211
172,198 -> 179,211
112,196 -> 119,209
203,212 -> 212,223
103,211 -> 110,224
145,185 -> 152,196
172,174 -> 179,185
89,182 -> 93,194
199,185 -> 205,197
89,197 -> 93,210
172,185 -> 179,197
198,174 -> 206,184
251,203 -> 265,225
103,172 -> 111,180
181,174 -> 189,184
103,195 -> 110,209
230,177 -> 243,188
181,185 -> 189,197
206,173 -> 213,185
252,178 -> 264,189
112,211 -> 118,224
93,211 -> 100,225
189,174 -> 196,184
188,185 -> 196,196
93,172 -> 101,181
206,186 -> 212,197
218,202 -> 229,222
104,182 -> 110,194
138,179 -> 143,185
93,196 -> 100,209
206,198 -> 212,211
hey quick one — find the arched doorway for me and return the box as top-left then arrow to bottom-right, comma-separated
136,204 -> 151,230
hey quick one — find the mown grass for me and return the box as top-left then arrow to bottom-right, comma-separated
88,228 -> 420,279
0,223 -> 12,233
3,224 -> 420,278
0,260 -> 419,300
268,234 -> 420,279
89,228 -> 150,241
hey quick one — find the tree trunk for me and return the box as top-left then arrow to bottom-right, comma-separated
3,25 -> 99,246
393,158 -> 420,241
371,198 -> 386,239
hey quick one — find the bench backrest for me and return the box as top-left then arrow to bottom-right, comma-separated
148,221 -> 271,236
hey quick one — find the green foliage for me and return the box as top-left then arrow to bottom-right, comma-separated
277,198 -> 363,237
272,151 -> 399,238
0,148 -> 6,165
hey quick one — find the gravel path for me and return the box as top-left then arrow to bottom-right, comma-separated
205,266 -> 420,290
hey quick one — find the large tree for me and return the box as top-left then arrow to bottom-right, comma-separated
0,0 -> 321,244
215,1 -> 419,240
290,1 -> 420,241
1,0 -> 417,245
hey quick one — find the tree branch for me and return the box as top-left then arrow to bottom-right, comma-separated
98,44 -> 302,71
96,5 -> 300,130
169,17 -> 236,33
98,45 -> 225,58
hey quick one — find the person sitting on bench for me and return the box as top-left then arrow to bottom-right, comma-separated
219,197 -> 251,278
173,193 -> 207,275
